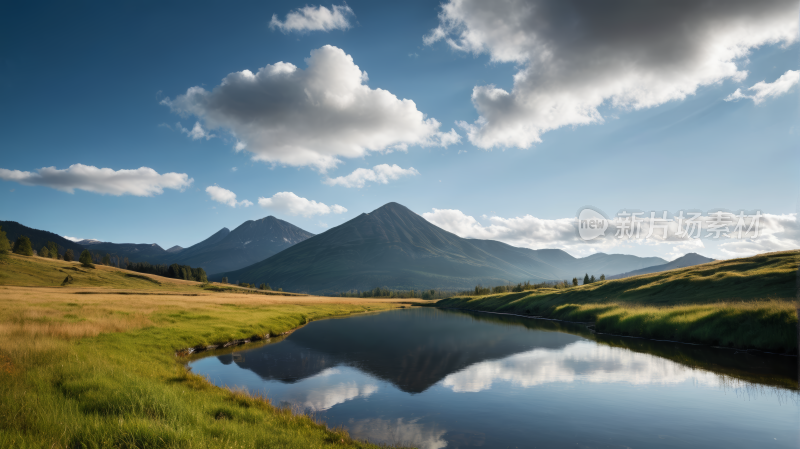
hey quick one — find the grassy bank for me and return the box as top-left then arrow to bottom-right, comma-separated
437,251 -> 799,354
0,254 -> 418,448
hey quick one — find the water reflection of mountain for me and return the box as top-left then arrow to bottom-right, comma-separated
218,309 -> 584,393
217,308 -> 798,394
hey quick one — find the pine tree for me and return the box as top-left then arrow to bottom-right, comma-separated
47,241 -> 59,259
64,249 -> 74,262
589,275 -> 596,283
583,273 -> 589,285
572,277 -> 578,287
600,274 -> 605,281
13,236 -> 33,256
265,283 -> 271,291
39,246 -> 50,258
102,254 -> 111,266
0,226 -> 9,255
79,250 -> 95,268
221,277 -> 228,284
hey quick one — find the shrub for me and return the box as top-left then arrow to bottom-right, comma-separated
47,241 -> 59,259
64,249 -> 74,262
79,250 -> 95,268
39,247 -> 50,258
13,236 -> 33,256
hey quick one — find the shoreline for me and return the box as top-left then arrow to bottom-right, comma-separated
438,306 -> 799,357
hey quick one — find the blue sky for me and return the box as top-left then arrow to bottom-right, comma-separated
1,1 -> 798,260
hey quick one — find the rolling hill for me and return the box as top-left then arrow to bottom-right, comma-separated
216,202 -> 667,294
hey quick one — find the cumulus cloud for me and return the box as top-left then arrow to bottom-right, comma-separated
258,191 -> 346,217
422,208 -> 800,259
270,4 -> 354,33
725,69 -> 800,105
162,45 -> 456,171
0,164 -> 193,196
177,121 -> 215,140
324,164 -> 420,188
425,0 -> 799,149
205,185 -> 253,208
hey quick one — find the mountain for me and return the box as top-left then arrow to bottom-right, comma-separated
466,240 -> 666,280
169,217 -> 313,275
79,241 -> 168,262
215,203 -> 666,294
607,253 -> 715,280
0,220 -> 85,256
166,245 -> 184,253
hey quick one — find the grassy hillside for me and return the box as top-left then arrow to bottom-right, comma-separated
437,251 -> 799,353
0,254 -> 419,448
0,253 -> 302,296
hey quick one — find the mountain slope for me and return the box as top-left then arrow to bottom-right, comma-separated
80,241 -> 167,262
171,216 -> 313,275
216,203 -> 666,293
607,253 -> 715,280
0,220 -> 85,256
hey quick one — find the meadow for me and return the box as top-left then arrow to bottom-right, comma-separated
437,250 -> 799,353
0,254 -> 418,448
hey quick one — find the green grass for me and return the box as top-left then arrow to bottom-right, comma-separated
437,251 -> 799,353
0,254 -> 417,448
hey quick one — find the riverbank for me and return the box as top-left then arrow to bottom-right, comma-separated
437,251 -> 799,354
0,255 -> 420,448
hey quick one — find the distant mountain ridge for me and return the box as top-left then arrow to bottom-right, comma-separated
66,217 -> 314,275
216,203 -> 667,294
607,253 -> 715,280
168,216 -> 314,275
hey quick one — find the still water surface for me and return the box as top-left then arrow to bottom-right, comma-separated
189,308 -> 799,448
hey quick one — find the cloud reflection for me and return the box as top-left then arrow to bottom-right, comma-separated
442,341 -> 720,393
348,417 -> 448,449
294,369 -> 379,411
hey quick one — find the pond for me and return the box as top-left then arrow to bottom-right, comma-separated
188,308 -> 799,449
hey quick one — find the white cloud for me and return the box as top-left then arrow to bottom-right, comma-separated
725,69 -> 800,105
269,4 -> 354,33
425,1 -> 799,149
177,121 -> 215,140
205,185 -> 253,208
422,208 -> 800,260
258,191 -> 346,217
231,167 -> 237,172
324,164 -> 420,188
162,45 -> 455,171
0,164 -> 193,196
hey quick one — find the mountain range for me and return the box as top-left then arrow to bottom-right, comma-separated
606,253 -> 715,280
214,203 -> 668,294
5,202 -> 719,293
75,216 -> 314,275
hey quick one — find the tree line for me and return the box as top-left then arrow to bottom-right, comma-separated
337,287 -> 458,300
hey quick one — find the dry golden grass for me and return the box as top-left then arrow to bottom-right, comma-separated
0,257 -> 423,449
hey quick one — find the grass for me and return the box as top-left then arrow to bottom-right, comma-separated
437,250 -> 799,354
0,254 -> 420,448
